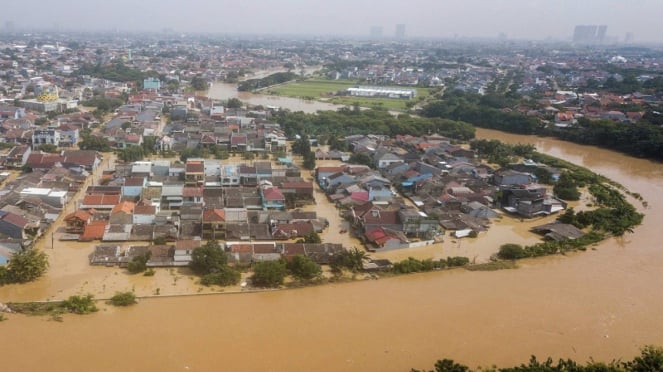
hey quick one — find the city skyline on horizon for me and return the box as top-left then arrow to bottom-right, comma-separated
1,0 -> 661,43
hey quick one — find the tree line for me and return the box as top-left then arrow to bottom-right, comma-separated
274,107 -> 475,140
412,345 -> 663,372
238,72 -> 300,92
421,89 -> 663,161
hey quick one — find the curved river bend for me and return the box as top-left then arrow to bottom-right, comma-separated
3,128 -> 663,369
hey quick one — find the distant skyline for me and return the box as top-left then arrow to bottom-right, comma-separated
3,0 -> 663,43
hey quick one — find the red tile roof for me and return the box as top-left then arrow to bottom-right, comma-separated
186,160 -> 204,173
262,186 -> 285,201
64,210 -> 92,222
111,201 -> 135,214
183,186 -> 203,197
203,209 -> 225,222
82,194 -> 121,207
80,220 -> 107,241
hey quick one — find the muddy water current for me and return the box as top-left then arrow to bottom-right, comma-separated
2,129 -> 663,371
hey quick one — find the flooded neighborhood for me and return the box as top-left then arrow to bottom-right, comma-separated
1,12 -> 663,371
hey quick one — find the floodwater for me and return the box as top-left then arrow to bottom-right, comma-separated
3,135 -> 663,370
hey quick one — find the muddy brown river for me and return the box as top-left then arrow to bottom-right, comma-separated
3,128 -> 663,371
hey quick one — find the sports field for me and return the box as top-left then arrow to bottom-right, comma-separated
266,78 -> 434,111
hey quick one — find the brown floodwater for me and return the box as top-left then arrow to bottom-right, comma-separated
3,131 -> 663,371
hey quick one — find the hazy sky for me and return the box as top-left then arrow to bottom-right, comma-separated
4,0 -> 663,42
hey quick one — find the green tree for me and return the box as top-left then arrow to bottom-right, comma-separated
7,248 -> 49,283
287,255 -> 322,280
251,260 -> 287,288
78,135 -> 111,152
330,247 -> 366,273
497,244 -> 527,260
348,152 -> 374,167
625,345 -> 663,372
303,231 -> 321,244
190,240 -> 227,275
554,172 -> 581,201
118,146 -> 145,162
226,98 -> 243,109
200,268 -> 241,286
0,266 -> 9,285
291,135 -> 311,156
303,151 -> 316,170
190,75 -> 208,91
127,252 -> 150,274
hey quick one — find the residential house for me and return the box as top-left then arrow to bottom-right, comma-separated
109,201 -> 135,225
399,209 -> 440,238
122,177 -> 146,198
280,181 -> 314,201
183,186 -> 203,206
0,210 -> 33,240
89,245 -> 121,266
5,145 -> 32,168
62,150 -> 100,171
364,227 -> 408,250
462,201 -> 499,219
316,166 -> 346,185
375,151 -> 403,169
173,239 -> 202,265
63,210 -> 93,233
80,194 -> 121,210
32,129 -> 61,148
202,208 -> 226,239
185,160 -> 205,185
161,183 -> 184,209
260,185 -> 285,210
493,170 -> 531,186
133,200 -> 157,224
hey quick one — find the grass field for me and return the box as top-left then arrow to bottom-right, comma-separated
266,78 -> 435,111
266,79 -> 357,99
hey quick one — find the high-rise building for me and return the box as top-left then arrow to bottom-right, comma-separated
625,32 -> 634,44
573,25 -> 608,44
597,25 -> 608,43
395,24 -> 406,39
370,26 -> 383,39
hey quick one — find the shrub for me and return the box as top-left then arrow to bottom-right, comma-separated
109,291 -> 137,306
200,267 -> 241,286
497,244 -> 528,260
62,294 -> 98,314
446,256 -> 470,267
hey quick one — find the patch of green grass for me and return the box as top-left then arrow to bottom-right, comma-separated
464,260 -> 519,271
268,79 -> 357,98
268,78 -> 428,112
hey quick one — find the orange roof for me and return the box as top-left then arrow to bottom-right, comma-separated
82,194 -> 121,207
80,220 -> 107,241
64,210 -> 92,222
203,209 -> 225,222
111,201 -> 135,214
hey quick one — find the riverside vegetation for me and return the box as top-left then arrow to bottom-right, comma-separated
411,345 -> 663,372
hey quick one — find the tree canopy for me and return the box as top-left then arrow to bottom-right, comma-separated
251,260 -> 287,288
190,240 -> 240,286
5,248 -> 49,283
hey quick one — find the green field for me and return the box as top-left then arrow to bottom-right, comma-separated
266,78 -> 435,111
266,79 -> 357,99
